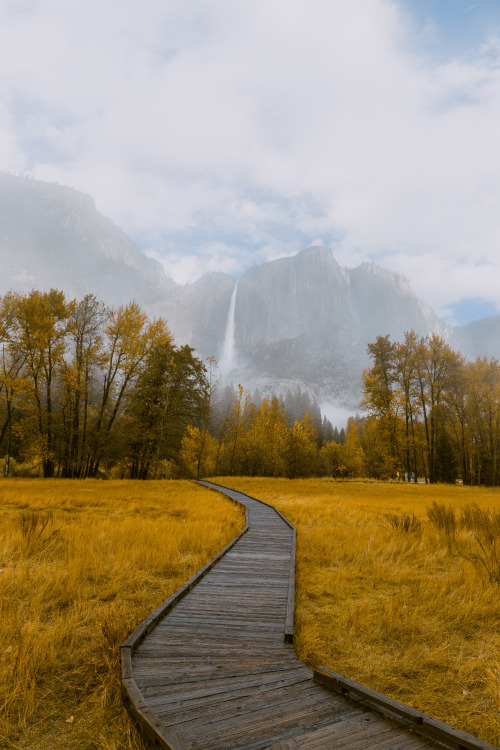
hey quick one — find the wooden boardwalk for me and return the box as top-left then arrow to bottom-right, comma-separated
121,482 -> 497,750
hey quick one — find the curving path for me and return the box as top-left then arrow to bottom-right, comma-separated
121,482 -> 497,750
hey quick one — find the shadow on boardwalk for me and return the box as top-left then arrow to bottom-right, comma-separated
121,482 -> 498,750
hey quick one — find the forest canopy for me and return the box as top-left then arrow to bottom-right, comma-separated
1,289 -> 499,485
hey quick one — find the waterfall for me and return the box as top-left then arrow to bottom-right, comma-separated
220,283 -> 237,375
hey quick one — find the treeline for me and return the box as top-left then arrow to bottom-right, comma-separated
5,290 -> 494,485
183,385 -> 324,479
0,289 -> 207,478
220,385 -> 341,445
357,332 -> 500,485
0,289 -> 335,480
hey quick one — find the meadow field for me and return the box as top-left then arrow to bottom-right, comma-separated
2,477 -> 499,748
0,479 -> 245,750
218,477 -> 500,747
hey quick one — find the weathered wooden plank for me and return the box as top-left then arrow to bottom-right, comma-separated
314,667 -> 498,750
122,677 -> 189,750
181,693 -> 370,748
137,664 -> 309,692
120,645 -> 133,680
270,712 -> 433,750
146,670 -> 312,707
122,520 -> 249,651
159,683 -> 350,730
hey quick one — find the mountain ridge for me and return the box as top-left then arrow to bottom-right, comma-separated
0,172 -> 498,409
0,172 -> 175,305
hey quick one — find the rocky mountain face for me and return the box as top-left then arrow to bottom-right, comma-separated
231,248 -> 444,405
152,246 -> 446,406
0,172 -> 175,305
148,271 -> 235,357
2,173 -> 499,411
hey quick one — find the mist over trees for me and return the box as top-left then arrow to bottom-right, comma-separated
182,384 -> 325,479
0,290 -> 333,479
2,289 -> 499,486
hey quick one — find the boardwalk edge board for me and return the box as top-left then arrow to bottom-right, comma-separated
199,480 -> 296,643
284,525 -> 296,643
122,497 -> 248,652
121,676 -> 189,750
120,486 -> 249,749
314,666 -> 498,750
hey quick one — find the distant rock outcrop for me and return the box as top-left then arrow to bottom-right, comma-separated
148,271 -> 235,356
0,172 -> 174,305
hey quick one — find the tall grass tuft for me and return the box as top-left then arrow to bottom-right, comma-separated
458,503 -> 500,584
426,501 -> 500,584
16,509 -> 60,556
427,501 -> 457,540
385,512 -> 422,533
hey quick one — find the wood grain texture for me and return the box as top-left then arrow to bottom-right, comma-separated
121,481 -> 498,750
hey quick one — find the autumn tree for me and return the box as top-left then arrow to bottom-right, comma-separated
319,419 -> 366,478
461,358 -> 500,485
243,397 -> 288,476
395,331 -> 423,478
319,439 -> 345,477
191,357 -> 220,479
218,384 -> 251,475
0,290 -> 238,479
286,413 -> 318,478
126,343 -> 207,479
362,331 -> 487,484
60,294 -> 108,477
362,334 -> 399,477
84,304 -> 172,477
180,425 -> 219,478
343,417 -> 366,477
359,415 -> 393,479
0,294 -> 29,474
414,335 -> 462,483
3,290 -> 71,476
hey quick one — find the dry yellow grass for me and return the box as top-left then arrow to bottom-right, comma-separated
216,477 -> 500,747
0,479 -> 244,750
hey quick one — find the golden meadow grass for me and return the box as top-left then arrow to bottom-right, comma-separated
0,479 -> 245,750
216,478 -> 500,747
3,477 -> 500,748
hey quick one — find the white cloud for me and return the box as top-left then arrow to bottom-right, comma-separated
1,0 -> 500,319
371,252 -> 500,320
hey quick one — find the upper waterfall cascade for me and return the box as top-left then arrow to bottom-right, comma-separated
220,282 -> 237,375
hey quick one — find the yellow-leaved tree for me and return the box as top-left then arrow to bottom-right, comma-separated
243,397 -> 288,476
286,413 -> 318,478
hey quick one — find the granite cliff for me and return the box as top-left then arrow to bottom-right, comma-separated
1,173 -> 498,410
152,246 -> 445,405
0,172 -> 174,305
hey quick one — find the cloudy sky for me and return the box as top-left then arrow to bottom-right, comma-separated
1,0 -> 500,324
